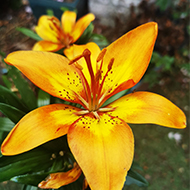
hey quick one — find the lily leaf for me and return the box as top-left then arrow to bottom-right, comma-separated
0,148 -> 53,182
90,33 -> 109,49
1,74 -> 12,89
0,103 -> 25,123
37,89 -> 50,107
102,89 -> 129,107
0,85 -> 28,113
125,169 -> 149,187
76,22 -> 94,45
11,173 -> 49,187
16,27 -> 42,41
7,65 -> 37,110
0,117 -> 14,131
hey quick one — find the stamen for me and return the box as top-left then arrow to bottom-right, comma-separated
96,48 -> 107,62
108,58 -> 114,71
82,49 -> 94,81
75,62 -> 83,70
97,58 -> 115,105
92,111 -> 100,120
74,69 -> 91,108
69,54 -> 84,65
74,110 -> 89,116
98,88 -> 111,105
95,69 -> 102,82
73,91 -> 89,110
98,107 -> 116,112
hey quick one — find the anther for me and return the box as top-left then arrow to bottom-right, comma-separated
95,69 -> 102,82
108,58 -> 114,71
96,48 -> 107,62
69,54 -> 84,65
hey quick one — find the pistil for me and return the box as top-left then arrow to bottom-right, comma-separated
69,48 -> 115,117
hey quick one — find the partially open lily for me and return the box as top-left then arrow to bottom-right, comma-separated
38,162 -> 82,189
32,10 -> 95,52
1,22 -> 186,190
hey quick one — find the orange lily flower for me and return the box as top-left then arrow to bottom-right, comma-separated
38,162 -> 82,189
1,22 -> 186,190
32,10 -> 95,52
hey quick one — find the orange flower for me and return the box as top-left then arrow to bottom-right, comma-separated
38,162 -> 82,189
1,22 -> 186,190
32,11 -> 95,52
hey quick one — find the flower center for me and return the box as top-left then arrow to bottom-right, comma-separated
69,48 -> 115,118
48,17 -> 73,47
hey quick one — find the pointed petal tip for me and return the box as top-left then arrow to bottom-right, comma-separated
152,21 -> 158,34
4,55 -> 13,65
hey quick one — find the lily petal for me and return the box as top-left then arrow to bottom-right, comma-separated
4,51 -> 85,104
108,91 -> 186,129
71,13 -> 95,42
61,11 -> 77,35
35,15 -> 61,43
38,162 -> 82,189
68,113 -> 134,190
32,41 -> 65,52
1,104 -> 81,155
101,22 -> 158,99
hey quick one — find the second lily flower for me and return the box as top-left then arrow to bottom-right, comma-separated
32,10 -> 95,52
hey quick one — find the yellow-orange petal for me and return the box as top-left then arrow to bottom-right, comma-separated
35,15 -> 61,43
71,13 -> 95,42
38,162 -> 82,189
4,51 -> 85,104
101,22 -> 158,99
61,11 -> 77,35
68,113 -> 134,190
64,42 -> 101,84
1,104 -> 81,155
32,41 -> 65,52
108,91 -> 186,129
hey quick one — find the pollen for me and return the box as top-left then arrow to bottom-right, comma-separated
96,48 -> 107,62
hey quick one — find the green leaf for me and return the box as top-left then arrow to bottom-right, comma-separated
0,103 -> 25,123
102,89 -> 129,107
90,33 -> 109,49
0,148 -> 53,182
11,173 -> 48,187
7,65 -> 37,110
0,50 -> 6,57
2,75 -> 12,89
46,9 -> 54,16
21,185 -> 40,190
0,117 -> 14,132
155,0 -> 172,11
37,89 -> 50,107
16,27 -> 42,41
125,169 -> 149,187
0,85 -> 28,113
76,23 -> 94,45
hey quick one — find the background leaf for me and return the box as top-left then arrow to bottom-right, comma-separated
0,148 -> 53,182
16,27 -> 42,41
7,65 -> 37,110
125,169 -> 149,187
0,117 -> 14,132
0,85 -> 28,113
37,89 -> 50,107
90,33 -> 109,49
0,103 -> 25,123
